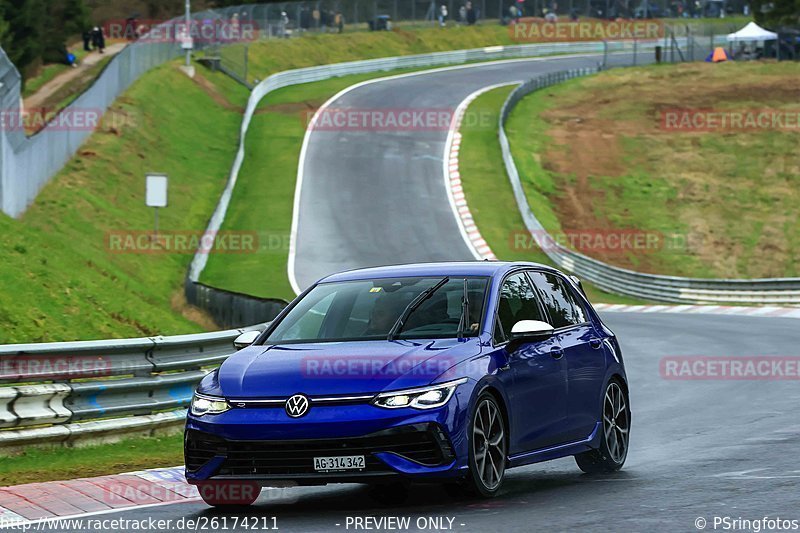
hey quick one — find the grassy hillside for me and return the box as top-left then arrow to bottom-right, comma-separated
227,25 -> 516,85
0,67 -> 249,343
457,86 -> 643,305
506,61 -> 800,279
232,18 -> 751,85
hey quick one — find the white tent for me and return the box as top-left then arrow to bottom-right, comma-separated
727,21 -> 778,42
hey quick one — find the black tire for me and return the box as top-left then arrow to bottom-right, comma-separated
575,379 -> 630,474
462,391 -> 508,497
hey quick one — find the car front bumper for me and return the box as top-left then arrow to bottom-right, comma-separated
184,386 -> 473,485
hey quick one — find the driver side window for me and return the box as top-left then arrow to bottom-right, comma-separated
494,273 -> 547,344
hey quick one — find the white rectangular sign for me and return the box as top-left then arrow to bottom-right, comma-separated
146,174 -> 168,208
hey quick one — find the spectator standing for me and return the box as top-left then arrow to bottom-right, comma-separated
319,9 -> 330,31
466,1 -> 477,24
124,17 -> 139,40
279,11 -> 290,38
335,12 -> 344,33
439,4 -> 448,26
82,29 -> 92,51
299,7 -> 311,30
91,26 -> 105,53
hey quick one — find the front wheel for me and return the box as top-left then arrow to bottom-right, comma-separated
196,481 -> 261,507
575,380 -> 630,474
463,392 -> 507,497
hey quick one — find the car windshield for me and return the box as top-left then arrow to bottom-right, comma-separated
266,277 -> 490,344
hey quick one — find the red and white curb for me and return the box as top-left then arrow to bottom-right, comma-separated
0,466 -> 198,525
444,83 -> 521,262
594,303 -> 800,319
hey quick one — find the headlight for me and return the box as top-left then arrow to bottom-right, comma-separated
372,378 -> 468,410
191,393 -> 230,416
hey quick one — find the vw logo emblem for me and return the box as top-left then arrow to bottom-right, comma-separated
286,394 -> 310,418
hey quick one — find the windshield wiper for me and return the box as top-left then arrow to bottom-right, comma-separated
387,277 -> 450,341
457,278 -> 470,340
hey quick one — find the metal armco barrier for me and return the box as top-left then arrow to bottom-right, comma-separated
498,68 -> 800,304
0,324 -> 266,450
184,279 -> 287,329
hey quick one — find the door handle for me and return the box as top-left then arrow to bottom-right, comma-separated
550,347 -> 564,359
589,338 -> 603,349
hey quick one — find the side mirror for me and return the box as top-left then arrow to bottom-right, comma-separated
233,330 -> 260,350
508,320 -> 555,350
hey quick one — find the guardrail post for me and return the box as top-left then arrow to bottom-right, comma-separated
244,45 -> 249,84
12,384 -> 72,426
0,387 -> 18,428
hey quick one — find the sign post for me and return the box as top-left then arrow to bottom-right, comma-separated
146,173 -> 168,238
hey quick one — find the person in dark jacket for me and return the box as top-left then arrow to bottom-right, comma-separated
82,30 -> 92,51
466,1 -> 477,24
91,26 -> 106,53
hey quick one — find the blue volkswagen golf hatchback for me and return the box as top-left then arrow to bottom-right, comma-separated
185,262 -> 630,506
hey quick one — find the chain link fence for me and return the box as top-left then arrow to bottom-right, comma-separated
0,38 -> 178,217
0,4 -> 274,218
207,1 -> 751,27
207,1 -> 751,93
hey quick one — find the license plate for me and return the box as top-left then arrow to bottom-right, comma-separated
313,455 -> 365,472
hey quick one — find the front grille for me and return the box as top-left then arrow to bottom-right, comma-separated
185,431 -> 225,471
185,424 -> 455,477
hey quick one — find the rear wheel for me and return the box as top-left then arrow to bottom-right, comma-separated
196,481 -> 260,507
463,392 -> 507,497
575,380 -> 630,474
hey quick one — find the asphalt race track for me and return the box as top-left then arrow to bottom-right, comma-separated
15,55 -> 796,532
291,53 -> 651,291
52,312 -> 799,532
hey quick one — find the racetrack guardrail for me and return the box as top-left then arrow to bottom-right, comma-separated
189,37 -> 696,286
0,324 -> 266,451
498,69 -> 800,304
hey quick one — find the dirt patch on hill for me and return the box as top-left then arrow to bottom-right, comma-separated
529,62 -> 800,277
190,72 -> 245,112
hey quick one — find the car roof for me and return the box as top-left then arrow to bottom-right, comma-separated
318,261 -> 557,283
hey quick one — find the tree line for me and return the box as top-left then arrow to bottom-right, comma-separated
0,0 -> 208,78
0,0 -> 92,77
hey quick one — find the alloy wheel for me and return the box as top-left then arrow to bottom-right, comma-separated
603,382 -> 629,464
472,398 -> 506,490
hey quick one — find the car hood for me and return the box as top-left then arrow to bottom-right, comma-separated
217,338 -> 482,398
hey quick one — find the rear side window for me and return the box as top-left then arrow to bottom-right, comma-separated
495,272 -> 547,343
527,272 -> 586,328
